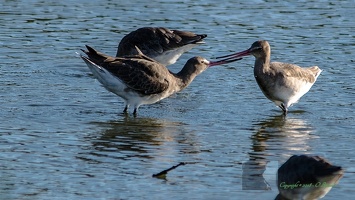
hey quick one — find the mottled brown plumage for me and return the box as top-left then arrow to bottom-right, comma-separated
83,45 -> 169,95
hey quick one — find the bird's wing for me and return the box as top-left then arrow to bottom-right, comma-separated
82,45 -> 169,95
117,27 -> 165,56
171,29 -> 206,45
117,27 -> 206,57
271,62 -> 318,83
102,57 -> 170,95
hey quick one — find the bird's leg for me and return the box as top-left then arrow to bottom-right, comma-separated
279,103 -> 288,115
123,105 -> 128,114
133,107 -> 138,117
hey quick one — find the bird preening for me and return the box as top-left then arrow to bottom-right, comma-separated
80,27 -> 322,116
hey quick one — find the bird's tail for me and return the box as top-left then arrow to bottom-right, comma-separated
81,45 -> 113,65
309,66 -> 322,79
79,46 -> 118,87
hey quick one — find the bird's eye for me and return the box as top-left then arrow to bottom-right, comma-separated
252,47 -> 262,51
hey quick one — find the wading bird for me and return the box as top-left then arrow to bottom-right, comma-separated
216,40 -> 322,115
80,45 -> 240,115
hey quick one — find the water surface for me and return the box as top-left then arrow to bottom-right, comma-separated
0,0 -> 354,199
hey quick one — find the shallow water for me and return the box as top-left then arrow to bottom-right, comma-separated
1,0 -> 354,199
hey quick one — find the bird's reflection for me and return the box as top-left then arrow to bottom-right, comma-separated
79,116 -> 200,163
243,114 -> 316,191
90,117 -> 178,159
252,114 -> 316,156
242,156 -> 271,190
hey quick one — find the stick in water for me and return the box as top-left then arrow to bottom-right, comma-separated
152,162 -> 186,179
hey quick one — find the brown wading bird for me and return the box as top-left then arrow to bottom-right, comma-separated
116,27 -> 207,66
216,40 -> 322,115
276,155 -> 343,200
80,45 -> 241,115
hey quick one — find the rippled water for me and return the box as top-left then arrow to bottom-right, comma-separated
1,0 -> 354,199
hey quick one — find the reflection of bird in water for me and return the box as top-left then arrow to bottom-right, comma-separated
252,114 -> 316,156
242,157 -> 271,190
89,117 -> 175,159
82,117 -> 199,162
275,155 -> 343,200
245,114 -> 317,192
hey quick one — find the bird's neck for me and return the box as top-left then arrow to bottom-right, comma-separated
175,67 -> 198,91
254,55 -> 271,75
